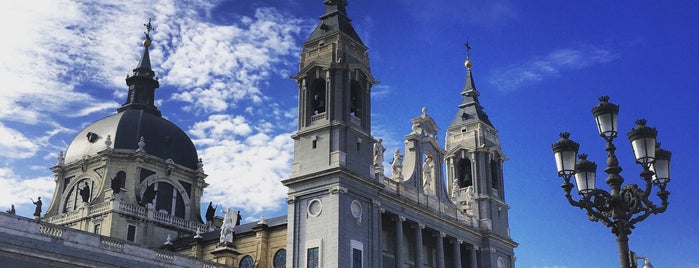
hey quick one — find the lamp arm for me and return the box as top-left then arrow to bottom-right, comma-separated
562,181 -> 584,207
581,189 -> 615,228
639,168 -> 654,200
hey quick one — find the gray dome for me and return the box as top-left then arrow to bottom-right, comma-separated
64,109 -> 199,170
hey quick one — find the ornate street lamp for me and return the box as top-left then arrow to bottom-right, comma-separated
551,96 -> 671,268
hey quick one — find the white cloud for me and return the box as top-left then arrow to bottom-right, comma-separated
163,7 -> 306,113
488,46 -> 618,92
0,123 -> 40,159
196,130 -> 294,214
0,0 -> 308,217
0,167 -> 54,207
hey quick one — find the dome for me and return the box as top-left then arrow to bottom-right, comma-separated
64,109 -> 199,170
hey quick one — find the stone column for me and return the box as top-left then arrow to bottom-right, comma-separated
470,246 -> 478,268
395,216 -> 406,268
414,223 -> 424,268
436,232 -> 445,268
452,239 -> 462,268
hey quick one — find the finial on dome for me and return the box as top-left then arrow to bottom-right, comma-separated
136,136 -> 146,153
57,151 -> 65,166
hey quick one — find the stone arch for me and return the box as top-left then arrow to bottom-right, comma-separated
138,176 -> 191,219
309,78 -> 326,115
61,174 -> 100,213
457,156 -> 473,188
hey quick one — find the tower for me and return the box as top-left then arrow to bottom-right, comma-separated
445,48 -> 514,265
43,22 -> 209,248
283,0 -> 378,267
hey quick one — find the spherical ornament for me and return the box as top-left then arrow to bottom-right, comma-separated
465,59 -> 472,69
143,39 -> 151,48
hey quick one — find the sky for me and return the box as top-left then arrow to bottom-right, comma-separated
0,0 -> 697,267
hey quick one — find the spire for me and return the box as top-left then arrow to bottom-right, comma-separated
118,19 -> 161,116
306,0 -> 363,45
461,41 -> 479,101
450,42 -> 493,127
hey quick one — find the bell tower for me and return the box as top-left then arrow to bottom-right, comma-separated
445,46 -> 512,240
283,1 -> 378,267
289,0 -> 376,180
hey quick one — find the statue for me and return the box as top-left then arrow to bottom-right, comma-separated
31,197 -> 42,217
391,149 -> 403,179
6,204 -> 15,215
219,208 -> 237,245
205,202 -> 217,224
422,156 -> 433,194
142,184 -> 157,205
236,211 -> 243,226
451,177 -> 459,199
373,138 -> 386,168
79,182 -> 90,203
463,185 -> 475,210
111,172 -> 124,195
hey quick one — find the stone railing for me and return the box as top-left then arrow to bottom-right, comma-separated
311,112 -> 326,122
118,202 -> 146,218
100,237 -> 124,252
0,213 -> 226,268
38,225 -> 63,238
152,210 -> 208,233
381,177 -> 464,225
44,199 -> 206,233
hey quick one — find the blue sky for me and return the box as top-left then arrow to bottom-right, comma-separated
1,0 -> 697,267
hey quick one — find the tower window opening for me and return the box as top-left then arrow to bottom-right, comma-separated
350,81 -> 362,117
457,158 -> 473,188
491,159 -> 500,190
310,79 -> 325,115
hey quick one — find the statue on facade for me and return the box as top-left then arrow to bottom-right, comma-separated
390,149 -> 403,180
142,184 -> 157,205
451,177 -> 459,199
219,208 -> 237,245
205,202 -> 217,224
31,197 -> 42,218
422,156 -> 433,194
373,138 -> 386,172
6,204 -> 15,215
79,182 -> 90,203
463,185 -> 475,211
111,174 -> 121,195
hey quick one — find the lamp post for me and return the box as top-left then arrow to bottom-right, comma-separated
551,96 -> 671,268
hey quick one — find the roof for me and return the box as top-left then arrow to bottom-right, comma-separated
306,0 -> 363,45
64,109 -> 199,170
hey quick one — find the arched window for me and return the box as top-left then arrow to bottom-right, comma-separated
273,249 -> 286,268
239,255 -> 254,268
310,79 -> 326,115
491,159 -> 500,190
457,158 -> 472,188
141,181 -> 186,218
63,178 -> 96,213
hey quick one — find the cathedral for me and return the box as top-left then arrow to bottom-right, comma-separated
0,1 -> 516,267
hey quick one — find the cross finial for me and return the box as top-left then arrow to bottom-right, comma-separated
144,18 -> 154,40
465,41 -> 472,60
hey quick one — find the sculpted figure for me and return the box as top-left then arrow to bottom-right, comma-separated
422,156 -> 433,193
373,138 -> 386,167
31,197 -> 42,217
220,208 -> 236,245
79,182 -> 90,203
391,149 -> 403,178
